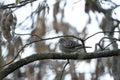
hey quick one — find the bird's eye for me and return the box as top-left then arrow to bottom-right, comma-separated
59,38 -> 64,43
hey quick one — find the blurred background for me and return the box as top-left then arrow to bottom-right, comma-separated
0,0 -> 120,80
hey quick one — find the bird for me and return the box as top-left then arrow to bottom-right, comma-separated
58,38 -> 91,53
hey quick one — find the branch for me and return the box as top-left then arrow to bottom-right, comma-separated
0,49 -> 120,79
85,31 -> 120,41
0,0 -> 37,9
60,60 -> 69,80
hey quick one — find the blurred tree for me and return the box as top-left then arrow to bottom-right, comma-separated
0,0 -> 120,80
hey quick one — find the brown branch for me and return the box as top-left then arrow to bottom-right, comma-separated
0,49 -> 120,79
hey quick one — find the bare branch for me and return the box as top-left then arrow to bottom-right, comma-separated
60,60 -> 69,80
85,31 -> 120,41
0,0 -> 38,9
0,49 -> 120,79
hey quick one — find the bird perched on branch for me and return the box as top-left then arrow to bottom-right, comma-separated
59,38 -> 91,53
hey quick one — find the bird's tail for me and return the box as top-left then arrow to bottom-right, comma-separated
81,46 -> 92,48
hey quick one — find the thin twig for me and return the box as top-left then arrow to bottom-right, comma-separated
103,41 -> 116,50
98,37 -> 120,49
0,0 -> 38,9
60,59 -> 69,80
85,31 -> 120,41
0,39 -> 41,68
98,37 -> 120,44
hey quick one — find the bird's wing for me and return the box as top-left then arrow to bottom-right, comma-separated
64,40 -> 82,49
